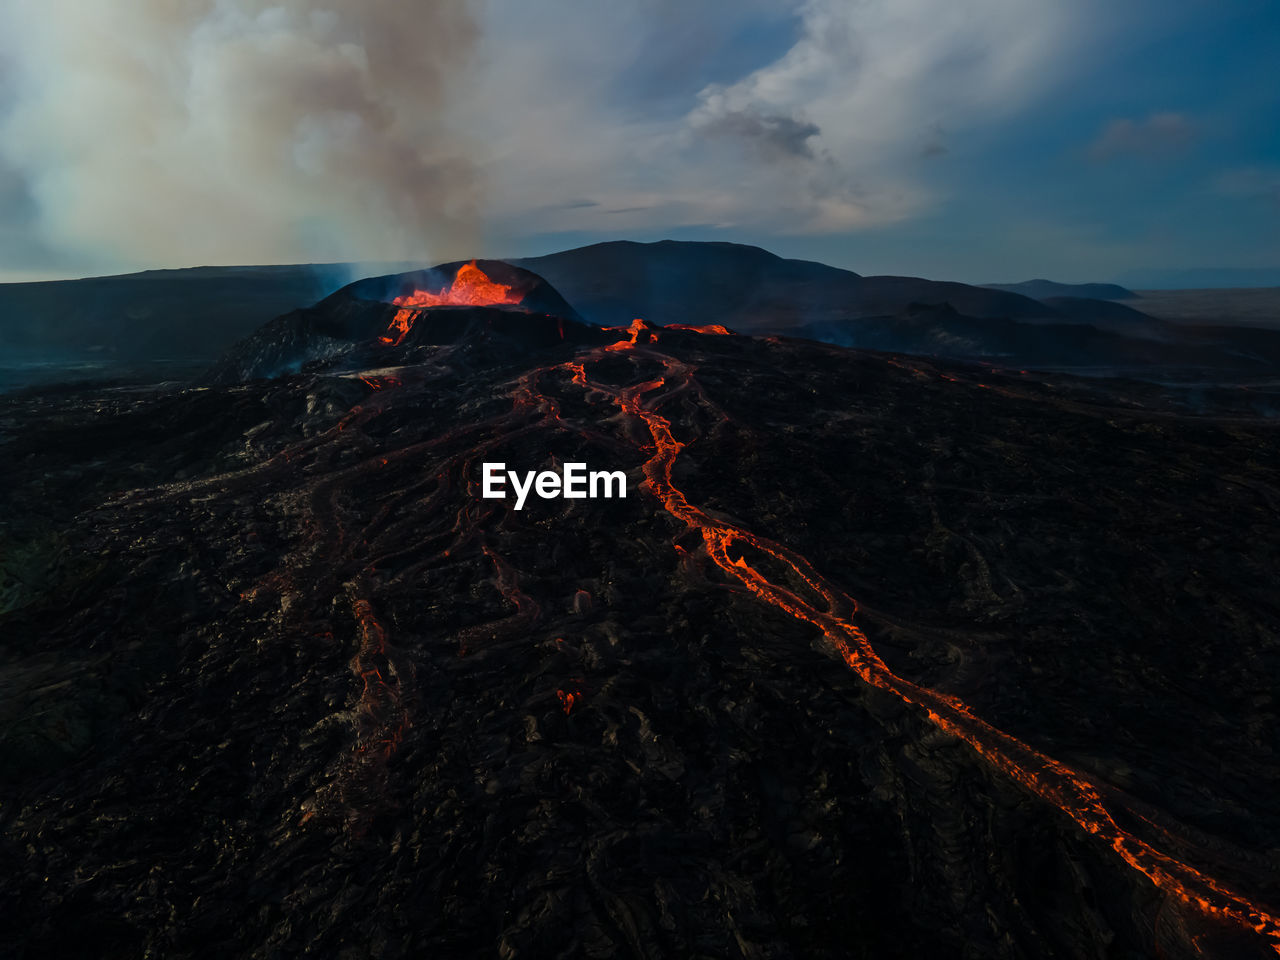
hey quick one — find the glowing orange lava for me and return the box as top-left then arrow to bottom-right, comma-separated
562,345 -> 1280,955
380,261 -> 522,345
603,317 -> 651,352
666,323 -> 733,336
358,374 -> 402,391
257,284 -> 1280,950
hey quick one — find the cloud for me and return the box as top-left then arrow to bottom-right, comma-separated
0,155 -> 71,274
0,0 -> 482,271
1213,167 -> 1280,206
0,0 -> 1106,271
463,0 -> 1091,239
692,105 -> 822,161
1088,112 -> 1195,160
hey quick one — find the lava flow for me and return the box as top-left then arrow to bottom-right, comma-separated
665,323 -> 733,336
8,275 -> 1279,958
565,329 -> 1280,955
602,317 -> 653,352
380,261 -> 522,345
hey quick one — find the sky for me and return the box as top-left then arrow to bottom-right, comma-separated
0,0 -> 1276,284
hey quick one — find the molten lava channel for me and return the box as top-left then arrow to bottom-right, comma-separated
289,286 -> 1280,952
556,324 -> 1280,955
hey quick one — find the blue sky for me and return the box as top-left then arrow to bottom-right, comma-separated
0,0 -> 1276,283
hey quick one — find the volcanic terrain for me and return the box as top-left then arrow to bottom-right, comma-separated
2,261 -> 1279,959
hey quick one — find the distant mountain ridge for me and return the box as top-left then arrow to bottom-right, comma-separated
512,240 -> 1054,331
983,279 -> 1137,301
791,301 -> 1280,373
0,264 -> 346,362
1036,297 -> 1170,339
5,241 -> 1279,388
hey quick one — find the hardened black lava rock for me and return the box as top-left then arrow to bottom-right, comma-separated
2,297 -> 1279,959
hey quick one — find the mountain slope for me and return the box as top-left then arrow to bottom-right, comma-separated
792,301 -> 1280,373
513,240 -> 1054,331
984,279 -> 1138,301
1036,296 -> 1173,339
0,264 -> 343,362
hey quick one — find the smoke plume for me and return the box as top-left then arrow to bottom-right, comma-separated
0,0 -> 481,271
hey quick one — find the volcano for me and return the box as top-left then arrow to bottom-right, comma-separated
8,244 -> 1280,390
3,263 -> 1280,959
206,259 -> 591,384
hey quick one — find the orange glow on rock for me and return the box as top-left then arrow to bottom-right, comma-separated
603,317 -> 651,352
666,323 -> 733,336
349,596 -> 409,761
279,285 -> 1280,950
379,261 -> 522,345
556,343 -> 1280,954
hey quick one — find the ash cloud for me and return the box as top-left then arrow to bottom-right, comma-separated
0,0 -> 482,272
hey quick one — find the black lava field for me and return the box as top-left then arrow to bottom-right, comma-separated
2,263 -> 1279,959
